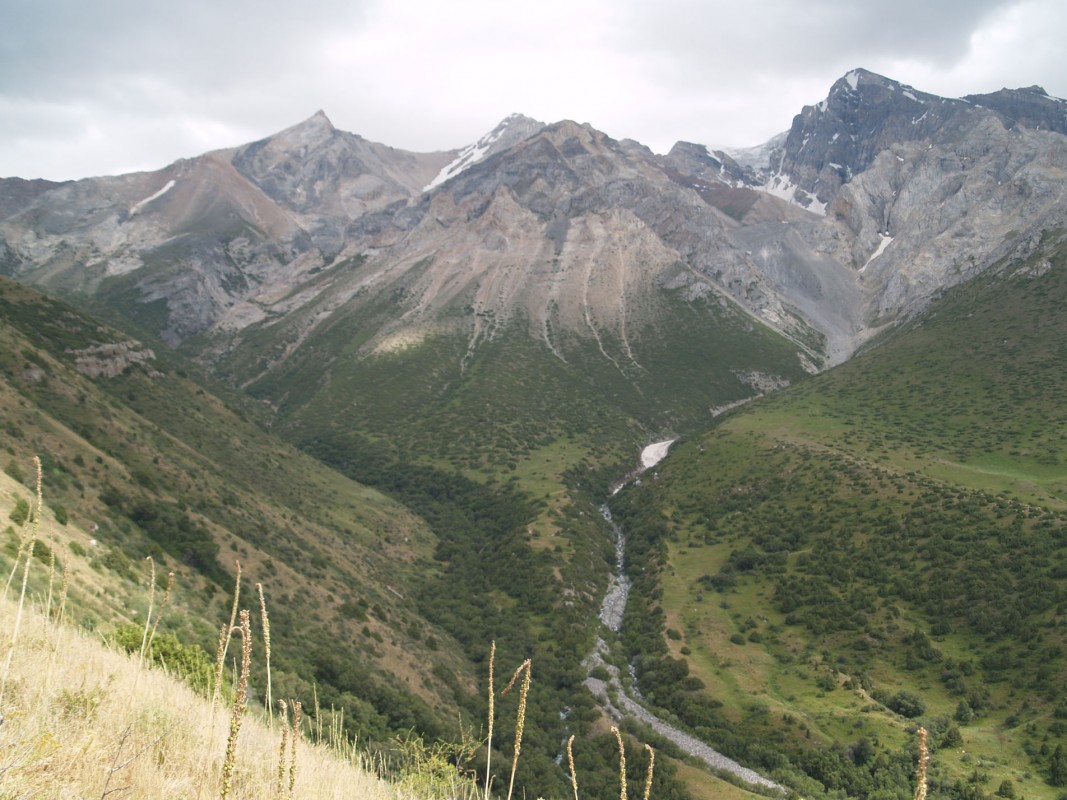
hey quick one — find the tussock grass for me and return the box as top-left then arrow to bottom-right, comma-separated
0,591 -> 401,798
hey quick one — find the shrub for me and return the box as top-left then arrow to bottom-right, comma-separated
887,690 -> 927,718
9,498 -> 30,525
4,459 -> 25,484
111,623 -> 215,696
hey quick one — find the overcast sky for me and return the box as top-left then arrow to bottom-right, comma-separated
2,0 -> 1066,181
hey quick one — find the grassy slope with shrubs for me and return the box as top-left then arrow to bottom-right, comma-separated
0,276 -> 706,799
0,275 -> 482,752
0,465 -> 687,800
184,275 -> 812,797
608,231 -> 1067,799
0,588 -> 406,798
0,468 -> 463,799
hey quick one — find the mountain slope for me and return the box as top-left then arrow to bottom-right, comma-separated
0,274 -> 674,800
0,275 -> 482,742
608,228 -> 1067,798
3,69 -> 1067,798
212,118 -> 816,474
5,70 -> 1066,375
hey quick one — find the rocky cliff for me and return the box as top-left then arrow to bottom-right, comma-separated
1,70 -> 1065,371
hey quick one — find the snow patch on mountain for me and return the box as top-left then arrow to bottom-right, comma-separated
718,131 -> 788,170
862,234 -> 893,270
425,113 -> 544,191
760,173 -> 826,215
640,439 -> 675,470
426,135 -> 498,191
129,179 -> 175,216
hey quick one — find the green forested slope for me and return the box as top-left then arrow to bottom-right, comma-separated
0,276 -> 476,745
609,231 -> 1067,799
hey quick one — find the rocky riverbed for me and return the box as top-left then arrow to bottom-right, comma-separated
584,440 -> 784,793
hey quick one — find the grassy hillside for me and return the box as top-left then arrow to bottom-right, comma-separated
0,275 -> 480,749
212,279 -> 810,470
607,231 -> 1067,799
0,276 -> 703,799
0,586 -> 408,798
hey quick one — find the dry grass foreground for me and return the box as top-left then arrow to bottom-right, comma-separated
0,459 -> 606,800
0,590 -> 410,799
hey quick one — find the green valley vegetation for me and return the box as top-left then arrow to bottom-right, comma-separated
607,231 -> 1067,798
0,276 -> 701,799
6,218 -> 1067,798
0,276 -> 468,750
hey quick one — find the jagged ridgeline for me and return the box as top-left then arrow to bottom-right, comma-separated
609,231 -> 1067,799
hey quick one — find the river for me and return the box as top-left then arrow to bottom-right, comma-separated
582,440 -> 784,793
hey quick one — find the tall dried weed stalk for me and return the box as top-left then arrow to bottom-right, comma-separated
501,658 -> 531,800
274,697 -> 301,798
0,456 -> 42,709
642,743 -> 655,800
139,556 -> 156,665
612,727 -> 627,800
277,699 -> 290,795
212,561 -> 242,714
258,583 -> 273,729
484,640 -> 496,800
566,735 -> 578,800
147,570 -> 175,657
289,700 -> 302,795
914,726 -> 929,800
220,609 -> 252,799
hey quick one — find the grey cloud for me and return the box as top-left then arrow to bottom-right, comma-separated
613,0 -> 1014,85
1,0 -> 1065,180
0,0 -> 371,99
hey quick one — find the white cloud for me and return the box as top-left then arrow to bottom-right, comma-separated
1,0 -> 1065,180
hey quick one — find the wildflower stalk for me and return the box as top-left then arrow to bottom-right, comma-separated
220,609 -> 252,800
501,659 -> 531,800
146,571 -> 175,658
642,744 -> 655,800
211,562 -> 241,714
914,726 -> 929,800
277,699 -> 290,796
258,583 -> 273,730
56,563 -> 69,625
44,535 -> 56,620
139,557 -> 156,665
484,641 -> 495,800
567,735 -> 578,800
289,700 -> 302,795
612,726 -> 627,800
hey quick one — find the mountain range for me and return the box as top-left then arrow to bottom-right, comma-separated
4,69 -> 1066,372
2,67 -> 1067,800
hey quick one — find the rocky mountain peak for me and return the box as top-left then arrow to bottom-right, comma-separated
963,85 -> 1067,134
424,112 -> 546,191
763,68 -> 970,209
661,141 -> 748,186
3,69 -> 1066,377
267,109 -> 339,150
